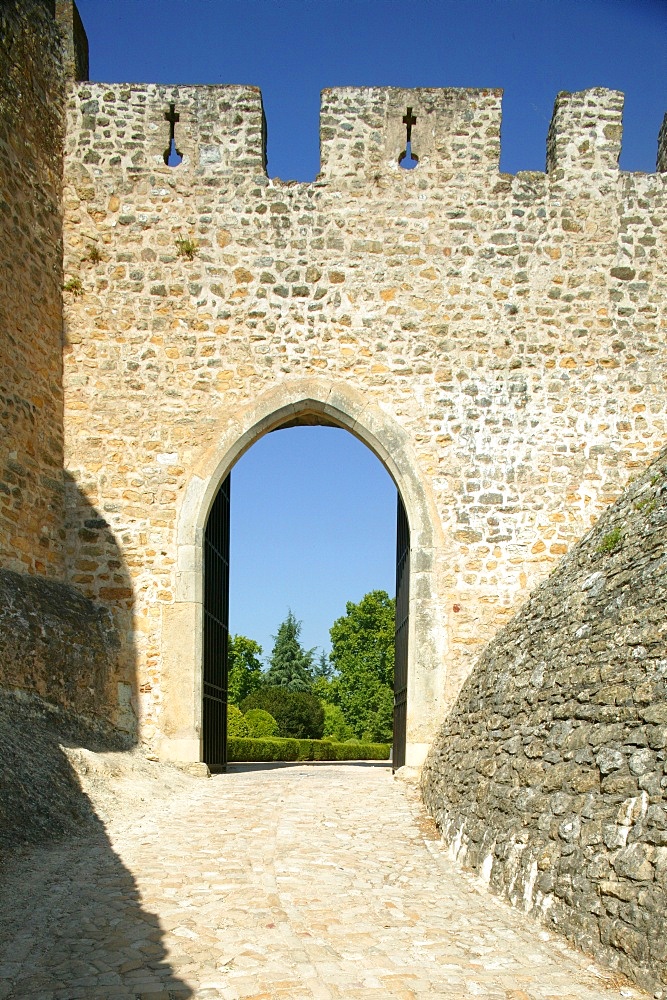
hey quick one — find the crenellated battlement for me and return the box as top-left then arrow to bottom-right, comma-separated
65,83 -> 266,176
658,112 -> 667,173
546,87 -> 624,175
319,86 -> 502,181
319,85 -> 665,182
66,81 -> 666,188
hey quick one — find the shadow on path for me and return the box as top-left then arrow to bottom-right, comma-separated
1,833 -> 194,999
0,474 -> 194,999
0,694 -> 193,999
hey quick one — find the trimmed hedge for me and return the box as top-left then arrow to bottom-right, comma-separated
228,736 -> 391,763
228,737 -> 301,762
240,687 -> 324,739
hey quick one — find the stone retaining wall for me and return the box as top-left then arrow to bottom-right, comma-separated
422,447 -> 667,994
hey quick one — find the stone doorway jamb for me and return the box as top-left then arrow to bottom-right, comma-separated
164,378 -> 446,766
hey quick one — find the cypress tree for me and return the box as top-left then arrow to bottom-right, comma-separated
264,610 -> 314,691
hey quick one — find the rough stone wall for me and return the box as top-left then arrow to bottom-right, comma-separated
55,0 -> 89,82
0,0 -> 66,577
60,81 -> 667,749
657,114 -> 667,175
422,446 -> 667,994
0,2 -> 129,730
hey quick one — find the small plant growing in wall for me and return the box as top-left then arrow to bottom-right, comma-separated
634,496 -> 657,514
63,276 -> 84,297
84,245 -> 103,264
175,237 -> 199,261
598,526 -> 622,554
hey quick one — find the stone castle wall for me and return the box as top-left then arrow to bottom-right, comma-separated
422,446 -> 667,994
2,2 -> 666,984
0,0 -> 66,578
1,0 -> 667,762
0,1 -> 131,729
2,7 -> 667,980
60,80 -> 666,753
0,568 -> 122,720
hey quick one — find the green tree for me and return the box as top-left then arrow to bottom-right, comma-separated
264,611 -> 314,691
227,634 -> 264,705
311,650 -> 335,703
322,703 -> 354,742
361,685 -> 394,742
312,674 -> 334,704
329,590 -> 395,742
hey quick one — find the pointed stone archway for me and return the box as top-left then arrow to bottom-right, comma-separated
162,378 -> 446,767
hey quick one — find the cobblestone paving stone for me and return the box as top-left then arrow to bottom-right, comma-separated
0,763 -> 650,1000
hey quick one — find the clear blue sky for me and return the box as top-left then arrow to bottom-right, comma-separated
75,0 -> 666,659
229,429 -> 396,660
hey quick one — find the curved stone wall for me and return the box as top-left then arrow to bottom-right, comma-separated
422,446 -> 667,994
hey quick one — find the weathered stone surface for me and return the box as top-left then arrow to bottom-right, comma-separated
0,2 -> 132,735
172,760 -> 211,778
422,447 -> 667,994
0,687 -> 130,859
0,0 -> 66,577
56,75 -> 667,757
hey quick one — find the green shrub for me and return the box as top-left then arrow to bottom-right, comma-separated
241,687 -> 324,739
85,245 -> 103,264
245,708 -> 279,738
634,496 -> 656,514
311,740 -> 335,761
227,704 -> 249,738
227,736 -> 390,763
331,741 -> 390,761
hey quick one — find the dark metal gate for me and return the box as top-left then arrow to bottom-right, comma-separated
203,473 -> 231,771
393,492 -> 410,771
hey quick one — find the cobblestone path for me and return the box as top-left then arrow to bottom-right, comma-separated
0,763 -> 648,1000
